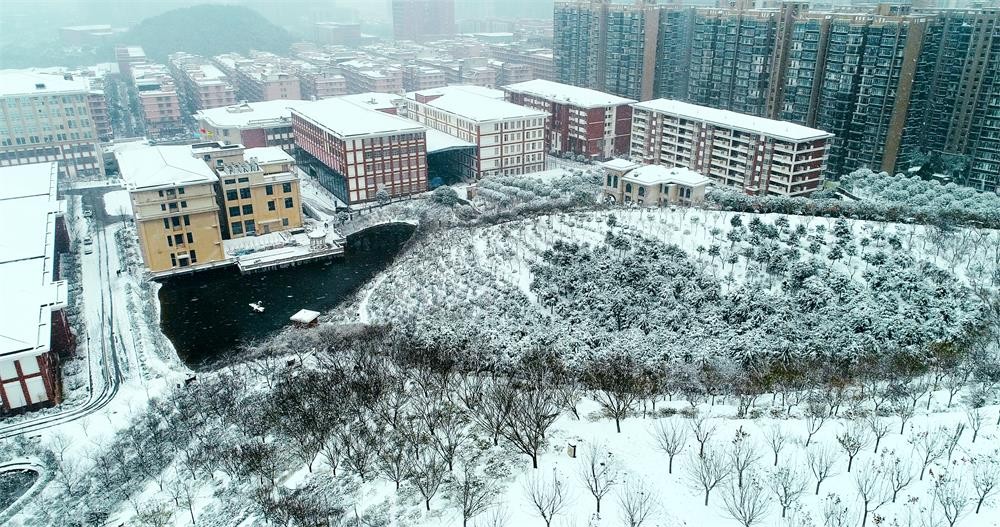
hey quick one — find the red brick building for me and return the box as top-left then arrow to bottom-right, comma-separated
503,79 -> 635,161
292,98 -> 428,205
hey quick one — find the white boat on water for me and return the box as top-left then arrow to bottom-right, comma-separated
249,301 -> 265,313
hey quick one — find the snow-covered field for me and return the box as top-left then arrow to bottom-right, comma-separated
103,189 -> 132,217
3,172 -> 999,527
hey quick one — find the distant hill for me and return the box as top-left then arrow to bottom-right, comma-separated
121,4 -> 294,61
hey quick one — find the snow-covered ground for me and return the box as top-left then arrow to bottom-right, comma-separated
102,189 -> 132,217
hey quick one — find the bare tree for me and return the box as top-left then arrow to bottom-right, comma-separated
689,415 -> 717,458
853,464 -> 890,527
578,443 -> 619,514
835,422 -> 871,472
910,427 -> 947,481
932,472 -> 969,527
966,407 -> 984,443
319,434 -> 341,476
763,424 -> 789,466
523,472 -> 571,527
865,415 -> 890,454
721,474 -> 772,527
412,451 -> 449,511
943,423 -> 965,463
584,352 -> 643,433
501,384 -> 561,469
478,505 -> 510,527
768,465 -> 807,519
650,419 -> 688,474
882,452 -> 915,503
807,445 -> 839,495
374,433 -> 412,490
972,457 -> 1000,514
803,404 -> 828,448
471,378 -> 516,447
684,446 -> 731,506
617,476 -> 658,527
821,493 -> 853,527
729,426 -> 762,488
896,402 -> 915,435
450,462 -> 498,527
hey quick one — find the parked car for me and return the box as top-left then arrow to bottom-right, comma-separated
82,208 -> 93,218
83,237 -> 93,245
84,246 -> 93,255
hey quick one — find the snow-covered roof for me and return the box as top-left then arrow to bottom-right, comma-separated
0,162 -> 58,202
633,99 -> 834,142
116,145 -> 220,191
623,165 -> 711,187
601,158 -> 640,172
292,98 -> 426,139
0,163 -> 66,359
425,128 -> 475,153
195,100 -> 309,129
409,86 -> 546,123
245,146 -> 294,165
290,309 -> 321,324
339,92 -> 403,112
0,70 -> 92,97
504,79 -> 636,108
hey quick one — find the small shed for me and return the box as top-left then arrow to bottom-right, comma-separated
290,309 -> 321,327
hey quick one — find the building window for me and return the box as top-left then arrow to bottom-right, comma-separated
282,218 -> 289,227
166,235 -> 173,247
171,216 -> 181,227
190,250 -> 197,263
625,183 -> 632,193
162,218 -> 169,229
229,206 -> 240,217
174,234 -> 184,246
183,215 -> 190,226
186,232 -> 193,244
284,197 -> 293,209
239,188 -> 251,199
224,178 -> 236,184
282,182 -> 292,193
638,187 -> 645,197
231,221 -> 243,235
170,254 -> 177,267
245,219 -> 255,234
267,200 -> 276,211
180,201 -> 187,208
177,187 -> 185,195
242,204 -> 253,215
226,190 -> 238,201
237,177 -> 249,183
265,185 -> 274,195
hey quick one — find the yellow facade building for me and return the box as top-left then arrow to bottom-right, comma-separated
117,142 -> 305,276
117,146 -> 227,276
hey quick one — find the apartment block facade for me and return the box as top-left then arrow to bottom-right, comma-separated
213,53 -> 302,103
195,100 -> 308,152
404,86 -> 548,178
556,1 -> 1000,189
0,71 -> 105,179
631,99 -> 833,197
503,79 -> 634,160
213,146 -> 303,238
168,53 -> 238,113
292,98 -> 428,204
130,63 -> 187,140
340,60 -> 405,94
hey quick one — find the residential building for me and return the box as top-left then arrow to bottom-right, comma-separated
492,61 -> 533,87
404,85 -> 548,178
553,2 -> 1000,186
553,0 -> 662,101
194,99 -> 309,151
339,60 -> 404,94
0,162 -> 71,414
403,65 -> 448,92
211,145 -> 303,238
630,99 -> 833,197
117,145 -> 227,276
503,79 -> 635,160
392,0 -> 456,42
292,98 -> 428,204
314,22 -> 362,46
213,53 -> 302,103
115,45 -> 147,78
130,63 -> 187,140
339,92 -> 406,115
600,159 -> 710,206
489,45 -> 556,81
0,70 -> 104,179
168,53 -> 238,113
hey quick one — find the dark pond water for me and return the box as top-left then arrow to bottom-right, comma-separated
159,223 -> 415,369
0,469 -> 38,511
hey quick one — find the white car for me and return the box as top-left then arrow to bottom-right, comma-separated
82,209 -> 93,218
83,237 -> 93,245
84,246 -> 93,255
